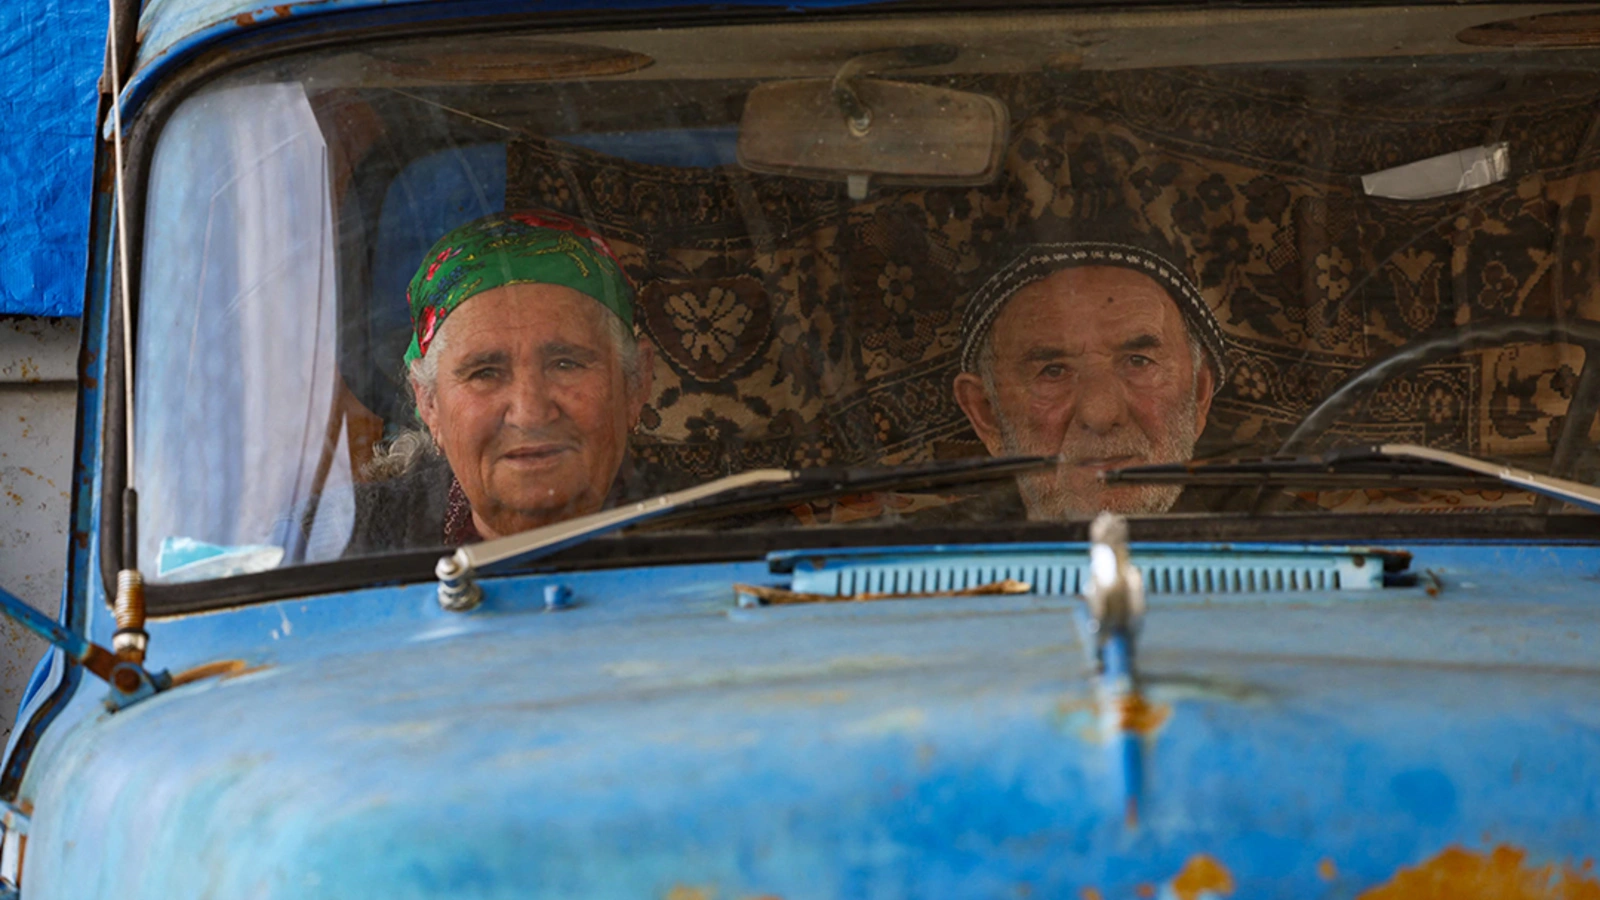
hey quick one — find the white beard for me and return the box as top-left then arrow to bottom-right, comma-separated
997,391 -> 1199,520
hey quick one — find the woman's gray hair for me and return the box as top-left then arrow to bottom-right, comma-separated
364,310 -> 645,479
362,427 -> 441,480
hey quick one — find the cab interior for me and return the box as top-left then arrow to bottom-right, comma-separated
285,7 -> 1600,535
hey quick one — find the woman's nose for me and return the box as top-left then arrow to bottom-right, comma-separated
503,371 -> 560,428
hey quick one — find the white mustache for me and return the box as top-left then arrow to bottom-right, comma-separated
1061,434 -> 1153,465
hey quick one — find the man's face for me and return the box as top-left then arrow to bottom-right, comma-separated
954,265 -> 1213,519
415,283 -> 652,538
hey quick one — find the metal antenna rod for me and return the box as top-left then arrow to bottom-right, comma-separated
106,0 -> 134,490
105,0 -> 148,661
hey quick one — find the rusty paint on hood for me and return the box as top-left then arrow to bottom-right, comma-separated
1118,694 -> 1172,737
1357,845 -> 1600,899
1169,854 -> 1235,900
169,659 -> 269,688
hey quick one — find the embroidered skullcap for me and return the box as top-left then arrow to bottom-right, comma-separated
958,240 -> 1227,383
404,210 -> 635,365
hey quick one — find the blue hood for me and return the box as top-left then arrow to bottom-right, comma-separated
15,550 -> 1600,898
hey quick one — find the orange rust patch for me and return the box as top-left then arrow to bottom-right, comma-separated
1136,884 -> 1156,898
665,887 -> 714,900
1055,697 -> 1096,717
1170,854 -> 1236,900
1119,694 -> 1173,736
1357,845 -> 1600,900
233,11 -> 255,26
170,659 -> 268,687
1080,889 -> 1104,900
1319,858 -> 1340,882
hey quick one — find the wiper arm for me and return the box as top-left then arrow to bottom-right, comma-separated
434,454 -> 1057,610
1104,443 -> 1600,513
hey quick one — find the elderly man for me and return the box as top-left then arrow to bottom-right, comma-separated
350,210 -> 654,551
952,241 -> 1226,519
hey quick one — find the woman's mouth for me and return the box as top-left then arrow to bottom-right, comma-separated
499,444 -> 573,468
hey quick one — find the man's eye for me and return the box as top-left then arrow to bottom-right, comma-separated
1127,354 -> 1154,368
551,358 -> 586,372
1038,363 -> 1068,379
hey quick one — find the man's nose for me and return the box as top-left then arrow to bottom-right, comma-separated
1072,365 -> 1130,435
503,369 -> 561,429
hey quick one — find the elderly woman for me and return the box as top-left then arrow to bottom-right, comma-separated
349,211 -> 654,552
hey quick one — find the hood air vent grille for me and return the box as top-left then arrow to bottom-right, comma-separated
786,550 -> 1384,597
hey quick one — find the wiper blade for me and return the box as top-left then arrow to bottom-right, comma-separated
642,453 -> 1057,529
434,454 -> 1057,609
1105,443 -> 1600,513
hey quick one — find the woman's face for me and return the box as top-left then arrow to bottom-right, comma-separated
416,283 -> 651,538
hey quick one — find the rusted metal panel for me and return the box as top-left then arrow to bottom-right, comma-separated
0,318 -> 78,743
0,320 -> 77,385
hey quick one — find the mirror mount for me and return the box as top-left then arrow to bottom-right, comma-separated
739,45 -> 1007,200
831,44 -> 960,137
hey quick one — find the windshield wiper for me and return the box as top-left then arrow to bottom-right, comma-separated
1104,443 -> 1600,513
433,454 -> 1058,610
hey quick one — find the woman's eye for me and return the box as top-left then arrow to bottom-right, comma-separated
467,367 -> 501,381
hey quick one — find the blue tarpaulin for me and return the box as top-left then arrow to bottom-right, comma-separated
1,0 -> 102,317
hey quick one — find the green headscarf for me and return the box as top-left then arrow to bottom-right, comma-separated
404,210 -> 636,365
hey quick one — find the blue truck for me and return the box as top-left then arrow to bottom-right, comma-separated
2,1 -> 1599,897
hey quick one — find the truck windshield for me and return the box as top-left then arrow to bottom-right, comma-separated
134,5 -> 1600,583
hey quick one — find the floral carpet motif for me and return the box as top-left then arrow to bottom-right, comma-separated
507,66 -> 1600,498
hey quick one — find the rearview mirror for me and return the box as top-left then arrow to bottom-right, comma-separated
737,77 -> 1009,199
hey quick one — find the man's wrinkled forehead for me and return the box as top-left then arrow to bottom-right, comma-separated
1014,333 -> 1169,364
988,265 -> 1190,358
